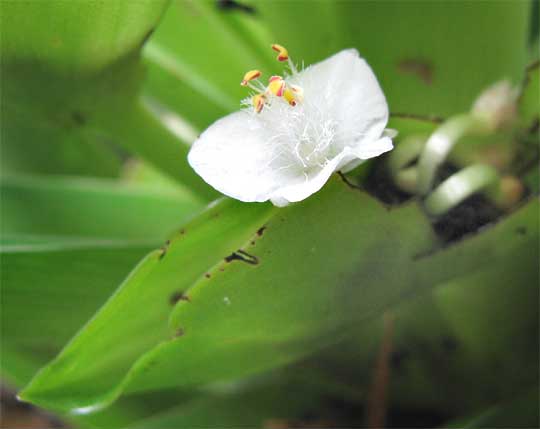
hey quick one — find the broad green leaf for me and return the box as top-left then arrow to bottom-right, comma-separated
1,175 -> 204,240
19,198 -> 275,412
20,173 -> 537,414
1,0 -> 168,74
255,0 -> 529,118
0,235 -> 207,429
0,237 -> 156,387
140,196 -> 538,396
0,0 -> 169,178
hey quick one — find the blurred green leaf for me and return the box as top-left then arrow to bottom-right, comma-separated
142,0 -> 276,130
448,388 -> 539,428
289,198 -> 538,426
0,237 -> 155,387
1,0 -> 168,74
1,0 -> 217,199
519,61 -> 539,129
255,0 -> 530,118
1,175 -> 203,240
328,236 -> 538,416
124,376 -> 333,429
0,0 -> 169,177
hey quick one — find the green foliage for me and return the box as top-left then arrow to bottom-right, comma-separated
1,0 -> 166,177
0,238 -> 155,387
1,0 -> 168,73
254,0 -> 530,118
1,0 -> 215,198
1,175 -> 203,240
1,0 -> 538,428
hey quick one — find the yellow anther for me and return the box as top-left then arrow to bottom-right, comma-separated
283,88 -> 297,107
271,44 -> 289,62
241,70 -> 262,86
268,75 -> 285,97
252,93 -> 266,113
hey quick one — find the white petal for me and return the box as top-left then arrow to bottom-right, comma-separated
340,136 -> 394,173
270,149 -> 358,206
188,49 -> 391,206
270,136 -> 393,205
352,136 -> 394,159
188,111 -> 298,203
295,49 -> 389,153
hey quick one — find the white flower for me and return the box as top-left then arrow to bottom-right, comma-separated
188,47 -> 393,207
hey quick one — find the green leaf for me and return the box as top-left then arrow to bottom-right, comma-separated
328,239 -> 538,415
519,61 -> 539,130
1,0 -> 169,178
19,197 -> 274,412
1,175 -> 204,240
142,0 -> 276,130
255,0 -> 530,117
448,388 -> 539,428
19,172 -> 537,414
0,236 -> 197,429
96,99 -> 218,199
0,237 -> 156,387
123,375 -> 331,429
0,0 -> 168,74
1,1 -> 217,199
288,193 -> 537,420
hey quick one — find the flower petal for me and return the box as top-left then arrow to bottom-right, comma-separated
295,49 -> 389,152
340,136 -> 394,173
188,111 -> 302,203
269,149 -> 358,206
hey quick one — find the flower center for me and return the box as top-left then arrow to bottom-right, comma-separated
240,44 -> 304,114
292,117 -> 338,169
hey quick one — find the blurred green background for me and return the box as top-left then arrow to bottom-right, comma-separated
1,1 -> 538,428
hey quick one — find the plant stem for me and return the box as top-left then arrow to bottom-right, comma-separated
416,114 -> 490,196
423,164 -> 500,217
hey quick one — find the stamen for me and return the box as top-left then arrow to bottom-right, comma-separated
240,46 -> 303,111
241,70 -> 262,86
283,88 -> 297,107
268,76 -> 285,97
271,44 -> 289,62
287,58 -> 298,75
252,93 -> 266,113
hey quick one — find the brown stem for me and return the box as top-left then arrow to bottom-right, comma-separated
366,312 -> 394,428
